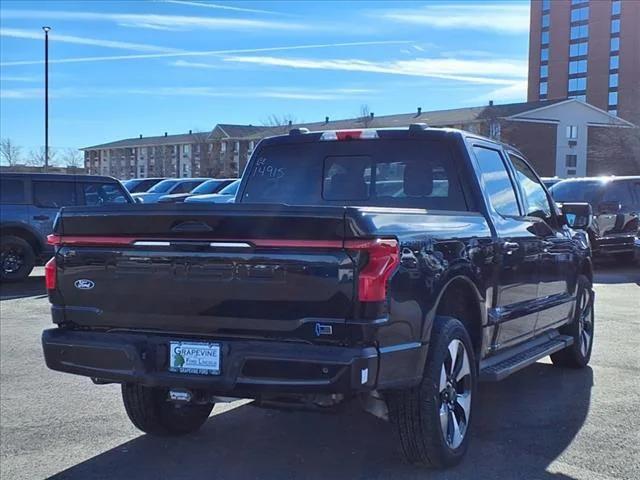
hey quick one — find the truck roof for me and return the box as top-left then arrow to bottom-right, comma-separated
0,172 -> 120,183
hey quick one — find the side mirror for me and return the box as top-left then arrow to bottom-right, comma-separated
560,202 -> 592,230
597,200 -> 621,215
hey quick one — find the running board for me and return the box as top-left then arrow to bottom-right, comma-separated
479,332 -> 573,382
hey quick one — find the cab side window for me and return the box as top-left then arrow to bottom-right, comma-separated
473,146 -> 520,217
33,181 -> 76,208
509,154 -> 552,220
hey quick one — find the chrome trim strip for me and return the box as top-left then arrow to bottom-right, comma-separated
209,242 -> 252,248
133,241 -> 171,247
379,342 -> 423,354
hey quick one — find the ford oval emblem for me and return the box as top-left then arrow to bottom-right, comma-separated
74,279 -> 95,290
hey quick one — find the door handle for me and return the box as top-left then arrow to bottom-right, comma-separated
33,215 -> 50,221
503,241 -> 520,254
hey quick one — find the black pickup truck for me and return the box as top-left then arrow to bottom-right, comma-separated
42,126 -> 595,468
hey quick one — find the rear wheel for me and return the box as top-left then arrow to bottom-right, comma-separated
121,384 -> 214,435
551,275 -> 594,368
1,235 -> 35,282
388,317 -> 476,468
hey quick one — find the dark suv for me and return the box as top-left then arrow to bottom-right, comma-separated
0,173 -> 133,281
550,177 -> 640,262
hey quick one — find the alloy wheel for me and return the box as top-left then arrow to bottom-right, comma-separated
1,248 -> 24,275
577,288 -> 594,357
438,339 -> 472,449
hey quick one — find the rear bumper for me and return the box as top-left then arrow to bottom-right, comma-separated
42,328 -> 423,395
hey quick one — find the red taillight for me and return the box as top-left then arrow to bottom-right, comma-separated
345,239 -> 399,302
45,257 -> 57,290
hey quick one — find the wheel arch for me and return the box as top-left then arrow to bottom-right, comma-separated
430,275 -> 486,360
0,223 -> 45,256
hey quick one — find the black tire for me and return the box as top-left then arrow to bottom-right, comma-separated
121,384 -> 214,435
1,235 -> 35,282
551,275 -> 594,368
388,317 -> 477,468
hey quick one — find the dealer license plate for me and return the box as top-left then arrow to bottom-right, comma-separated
169,341 -> 221,375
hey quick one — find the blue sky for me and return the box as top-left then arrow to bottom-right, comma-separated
0,0 -> 530,154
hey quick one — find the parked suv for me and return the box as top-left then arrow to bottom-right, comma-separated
0,173 -> 133,281
550,176 -> 640,262
42,127 -> 595,468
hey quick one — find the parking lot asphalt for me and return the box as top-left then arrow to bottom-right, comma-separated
1,262 -> 639,480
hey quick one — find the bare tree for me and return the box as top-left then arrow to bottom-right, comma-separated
61,148 -> 83,169
262,114 -> 297,127
27,147 -> 57,167
0,138 -> 22,166
359,104 -> 373,127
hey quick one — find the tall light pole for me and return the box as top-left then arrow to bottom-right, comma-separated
42,26 -> 51,172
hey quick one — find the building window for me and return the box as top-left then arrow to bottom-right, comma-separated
220,142 -> 227,153
569,94 -> 587,102
608,91 -> 618,107
539,81 -> 548,96
609,109 -> 617,116
611,0 -> 621,15
571,0 -> 588,4
542,0 -> 550,11
540,65 -> 548,79
542,13 -> 550,28
611,19 -> 620,34
570,7 -> 589,23
569,59 -> 587,74
566,125 -> 578,140
569,42 -> 588,57
610,55 -> 619,70
568,77 -> 587,92
570,24 -> 588,40
541,47 -> 549,62
609,73 -> 619,88
541,30 -> 549,45
610,37 -> 620,52
566,155 -> 577,169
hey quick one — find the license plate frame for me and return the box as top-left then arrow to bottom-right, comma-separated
168,341 -> 221,376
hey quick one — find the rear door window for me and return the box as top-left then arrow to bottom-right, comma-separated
241,139 -> 468,211
78,182 -> 130,206
33,181 -> 76,208
472,146 -> 520,217
0,178 -> 27,204
601,181 -> 634,208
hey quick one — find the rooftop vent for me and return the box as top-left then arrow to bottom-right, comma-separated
164,132 -> 168,137
325,116 -> 329,123
416,107 -> 422,116
139,134 -> 142,139
370,112 -> 375,119
288,120 -> 293,126
189,129 -> 192,134
489,100 -> 494,106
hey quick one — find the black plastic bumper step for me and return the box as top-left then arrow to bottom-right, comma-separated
480,334 -> 573,382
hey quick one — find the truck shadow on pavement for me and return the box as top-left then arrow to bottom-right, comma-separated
50,364 -> 593,480
593,258 -> 640,285
0,275 -> 46,301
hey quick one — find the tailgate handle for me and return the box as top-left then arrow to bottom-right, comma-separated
171,221 -> 213,233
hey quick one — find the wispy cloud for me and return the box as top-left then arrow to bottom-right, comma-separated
0,75 -> 39,83
1,86 -> 375,101
0,28 -> 181,53
1,40 -> 412,67
1,10 -> 305,32
375,3 -> 530,34
162,1 -> 286,16
472,80 -> 528,103
222,55 -> 527,85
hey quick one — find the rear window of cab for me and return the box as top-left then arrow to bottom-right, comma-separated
240,139 -> 468,211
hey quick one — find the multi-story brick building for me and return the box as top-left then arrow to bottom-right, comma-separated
528,0 -> 640,125
83,99 -> 637,181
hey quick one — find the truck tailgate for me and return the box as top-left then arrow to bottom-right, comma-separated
51,204 -> 356,343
